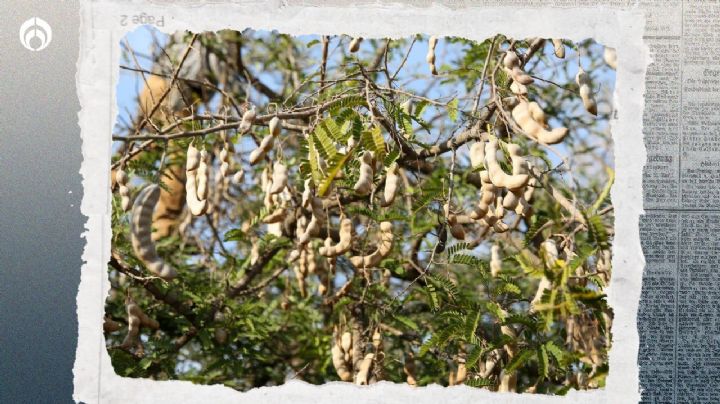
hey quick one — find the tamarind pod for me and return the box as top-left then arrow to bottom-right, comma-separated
495,195 -> 505,219
576,67 -> 597,115
331,343 -> 353,381
307,247 -> 317,274
511,66 -> 534,85
249,135 -> 274,165
250,241 -> 260,265
515,196 -> 530,216
185,145 -> 208,216
511,100 -> 569,144
490,244 -> 502,277
456,363 -> 467,384
381,163 -> 401,207
288,249 -> 301,263
349,37 -> 363,53
552,39 -> 565,58
503,50 -> 520,69
452,215 -> 474,224
267,222 -> 283,237
130,185 -> 178,280
530,277 -> 552,313
448,371 -> 457,386
120,195 -> 132,212
579,84 -> 598,115
121,315 -> 141,348
502,191 -> 520,210
404,354 -> 417,386
527,102 -> 546,127
503,51 -> 534,85
319,218 -> 353,257
603,47 -> 617,70
427,36 -> 438,75
449,223 -> 465,240
186,144 -> 200,170
341,331 -> 352,353
493,220 -> 510,233
232,169 -> 244,184
297,215 -> 319,245
269,116 -> 281,137
353,151 -> 374,195
262,208 -> 286,224
127,302 -> 159,330
269,162 -> 288,195
119,184 -> 130,197
103,316 -> 122,333
355,353 -> 375,385
471,171 -> 496,220
197,151 -> 209,200
498,370 -> 517,392
510,81 -> 527,95
301,179 -> 313,208
239,107 -> 256,133
484,140 -> 529,190
469,141 -> 485,168
541,239 -> 559,267
480,350 -> 500,378
116,169 -> 128,185
219,148 -> 228,163
349,221 -> 394,268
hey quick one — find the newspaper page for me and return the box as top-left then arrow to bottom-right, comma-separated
70,0 -> 714,403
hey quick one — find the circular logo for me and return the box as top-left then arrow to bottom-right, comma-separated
19,17 -> 52,52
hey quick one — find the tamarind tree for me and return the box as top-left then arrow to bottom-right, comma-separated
106,28 -> 616,394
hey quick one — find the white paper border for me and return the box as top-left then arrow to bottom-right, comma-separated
74,2 -> 649,403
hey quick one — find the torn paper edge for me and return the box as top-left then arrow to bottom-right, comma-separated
74,1 -> 649,403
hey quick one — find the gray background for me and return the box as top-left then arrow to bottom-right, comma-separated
0,1 -> 82,402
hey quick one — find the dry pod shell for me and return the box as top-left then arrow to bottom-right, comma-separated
512,100 -> 569,144
552,39 -> 565,58
427,36 -> 438,75
603,47 -> 617,70
350,221 -> 394,268
130,184 -> 178,280
353,151 -> 374,196
381,163 -> 401,207
484,140 -> 528,190
319,218 -> 353,257
349,37 -> 363,53
576,67 -> 598,116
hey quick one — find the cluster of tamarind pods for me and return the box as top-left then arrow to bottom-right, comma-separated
112,35 -> 615,384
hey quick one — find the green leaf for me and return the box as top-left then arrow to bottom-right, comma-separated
523,217 -> 548,247
318,149 -> 353,197
505,348 -> 534,373
464,377 -> 493,388
464,310 -> 481,341
537,344 -> 549,378
223,228 -> 245,242
394,315 -> 420,332
584,213 -> 610,250
545,340 -> 568,367
310,123 -> 338,161
466,345 -> 484,369
306,39 -> 320,48
447,98 -> 459,122
370,125 -> 386,159
591,167 -> 614,214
